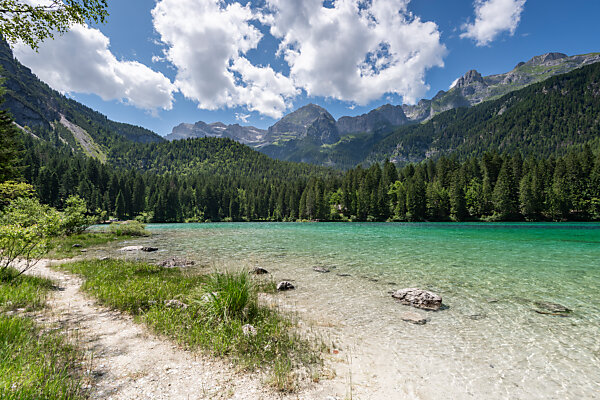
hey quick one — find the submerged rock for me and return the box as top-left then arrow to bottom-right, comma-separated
141,246 -> 158,252
313,266 -> 330,273
400,311 -> 427,325
534,301 -> 572,316
159,257 -> 195,269
392,288 -> 442,311
164,299 -> 188,309
251,267 -> 269,275
277,281 -> 295,291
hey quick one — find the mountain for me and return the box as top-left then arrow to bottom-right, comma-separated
367,60 -> 600,164
0,39 -> 164,161
266,104 -> 339,145
402,52 -> 600,122
165,121 -> 266,145
336,104 -> 408,135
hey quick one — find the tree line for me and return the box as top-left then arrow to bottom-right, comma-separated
22,135 -> 600,222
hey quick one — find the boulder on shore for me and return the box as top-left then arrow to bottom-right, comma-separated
142,246 -> 158,252
251,267 -> 269,275
400,311 -> 427,325
277,281 -> 295,291
392,288 -> 442,311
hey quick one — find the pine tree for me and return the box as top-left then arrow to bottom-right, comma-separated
114,190 -> 126,220
492,160 -> 518,220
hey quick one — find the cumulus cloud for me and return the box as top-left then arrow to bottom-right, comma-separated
152,0 -> 446,116
266,0 -> 446,105
152,0 -> 297,119
13,25 -> 176,111
461,0 -> 526,46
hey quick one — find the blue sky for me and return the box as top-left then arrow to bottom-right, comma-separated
13,0 -> 600,136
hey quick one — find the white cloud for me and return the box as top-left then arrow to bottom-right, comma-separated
152,0 -> 297,119
266,0 -> 446,105
461,0 -> 526,46
450,77 -> 460,89
235,113 -> 251,123
152,0 -> 446,116
13,25 -> 176,111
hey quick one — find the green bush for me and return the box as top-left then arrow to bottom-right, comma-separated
108,220 -> 149,237
60,195 -> 95,235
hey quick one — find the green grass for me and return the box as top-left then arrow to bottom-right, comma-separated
0,315 -> 86,399
0,273 -> 54,311
107,221 -> 149,237
0,268 -> 87,399
55,260 -> 322,391
49,232 -> 137,258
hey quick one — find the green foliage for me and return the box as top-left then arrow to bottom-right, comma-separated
0,181 -> 34,209
0,271 -> 52,311
0,0 -> 108,50
60,195 -> 94,235
108,220 -> 148,237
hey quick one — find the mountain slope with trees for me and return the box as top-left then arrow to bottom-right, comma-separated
0,39 -> 164,158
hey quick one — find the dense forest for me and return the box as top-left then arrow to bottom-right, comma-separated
20,134 -> 600,222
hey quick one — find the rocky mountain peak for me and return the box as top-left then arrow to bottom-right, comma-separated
526,52 -> 568,66
454,70 -> 485,88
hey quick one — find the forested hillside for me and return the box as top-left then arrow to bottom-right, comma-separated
369,62 -> 600,164
0,40 -> 163,155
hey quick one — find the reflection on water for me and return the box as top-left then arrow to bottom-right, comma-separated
96,222 -> 600,399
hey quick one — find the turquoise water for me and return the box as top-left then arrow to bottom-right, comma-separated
119,223 -> 600,398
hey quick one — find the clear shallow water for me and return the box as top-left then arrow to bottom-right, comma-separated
118,223 -> 600,399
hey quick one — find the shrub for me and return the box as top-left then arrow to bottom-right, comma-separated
108,220 -> 149,237
60,195 -> 95,235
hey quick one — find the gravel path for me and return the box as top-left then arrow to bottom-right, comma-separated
29,261 -> 341,400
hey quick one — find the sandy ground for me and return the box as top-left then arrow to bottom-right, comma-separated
27,261 -> 353,400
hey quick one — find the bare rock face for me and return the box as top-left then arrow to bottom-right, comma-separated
392,288 -> 442,311
277,281 -> 295,291
400,311 -> 427,325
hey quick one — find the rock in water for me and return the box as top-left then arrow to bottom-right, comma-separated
392,288 -> 442,311
119,246 -> 144,252
158,257 -> 195,268
534,301 -> 572,316
313,266 -> 330,273
400,311 -> 427,325
277,281 -> 295,291
141,246 -> 158,252
251,267 -> 269,275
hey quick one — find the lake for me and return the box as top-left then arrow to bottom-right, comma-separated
110,222 -> 600,399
